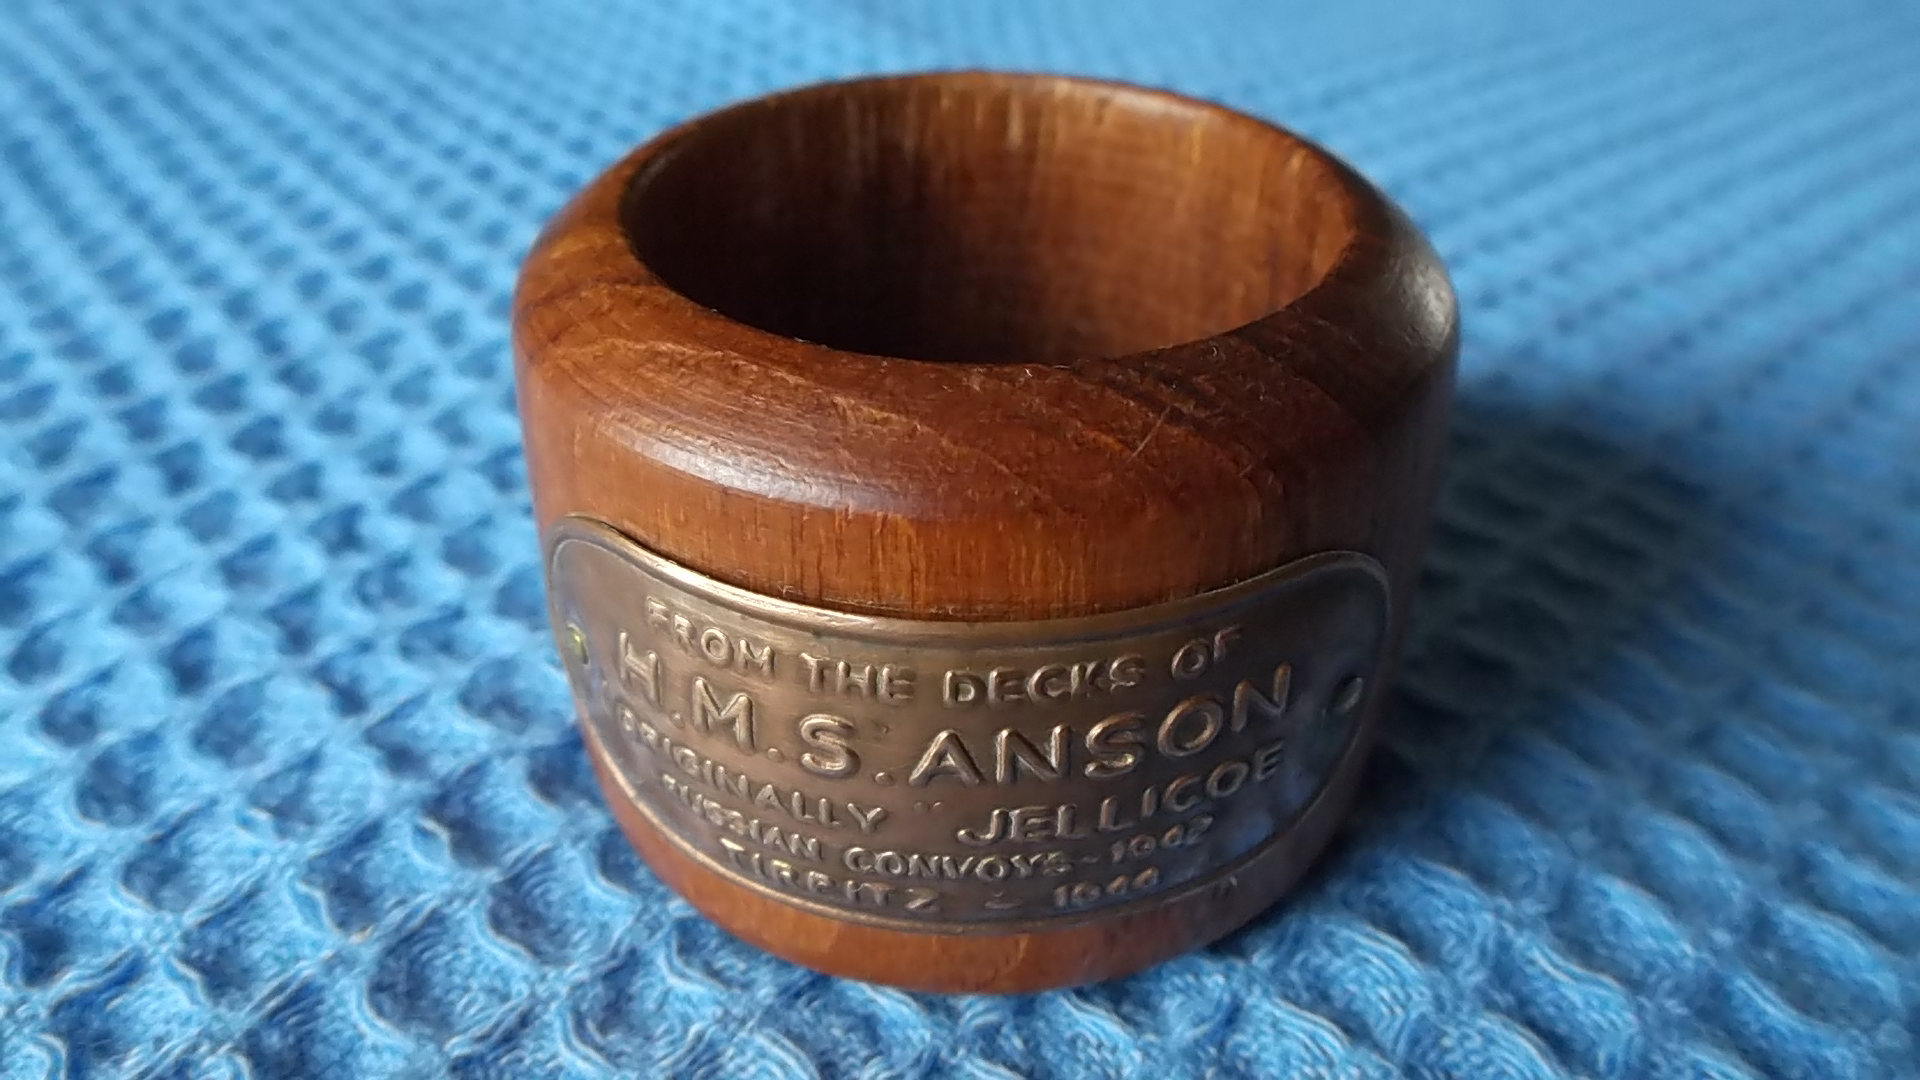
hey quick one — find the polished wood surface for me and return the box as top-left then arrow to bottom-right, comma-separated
513,73 -> 1456,992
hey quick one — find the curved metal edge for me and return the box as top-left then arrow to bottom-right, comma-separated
542,513 -> 1394,936
544,513 -> 1389,648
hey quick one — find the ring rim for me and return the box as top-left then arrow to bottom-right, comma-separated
512,71 -> 1457,622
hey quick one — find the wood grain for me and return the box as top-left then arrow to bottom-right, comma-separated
513,73 -> 1456,991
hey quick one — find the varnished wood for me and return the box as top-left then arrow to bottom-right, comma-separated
513,73 -> 1456,992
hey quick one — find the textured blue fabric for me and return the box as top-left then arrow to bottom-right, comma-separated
1,0 -> 1916,1076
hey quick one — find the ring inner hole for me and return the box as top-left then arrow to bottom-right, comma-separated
624,80 -> 1357,364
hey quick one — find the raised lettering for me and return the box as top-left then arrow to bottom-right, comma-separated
956,807 -> 1007,846
1252,737 -> 1287,781
753,783 -> 783,815
691,677 -> 755,750
708,761 -> 752,802
644,727 -> 885,835
906,852 -> 960,879
1232,662 -> 1292,732
1009,805 -> 1053,842
847,802 -> 886,834
1084,711 -> 1147,779
1171,639 -> 1211,679
643,597 -> 671,633
1206,760 -> 1250,799
671,745 -> 700,776
618,631 -> 661,706
1165,774 -> 1203,813
768,857 -> 797,889
660,774 -> 825,861
943,670 -> 984,707
698,626 -> 732,665
1068,659 -> 1108,699
1158,696 -> 1225,757
1054,803 -> 1089,840
987,667 -> 1027,706
834,661 -> 874,697
1027,664 -> 1072,702
994,725 -> 1068,783
635,721 -> 663,752
800,652 -> 830,693
1212,625 -> 1243,661
878,666 -> 916,703
908,729 -> 985,787
737,638 -> 774,677
796,713 -> 860,779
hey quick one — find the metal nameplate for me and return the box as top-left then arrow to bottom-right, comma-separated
546,516 -> 1390,933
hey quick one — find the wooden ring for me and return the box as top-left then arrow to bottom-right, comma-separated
513,73 -> 1456,992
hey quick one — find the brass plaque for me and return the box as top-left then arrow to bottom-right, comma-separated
546,516 -> 1390,933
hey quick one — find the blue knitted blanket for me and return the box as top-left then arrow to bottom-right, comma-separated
1,1 -> 1915,1077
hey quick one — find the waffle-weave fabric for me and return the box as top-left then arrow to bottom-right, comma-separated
1,1 -> 1916,1077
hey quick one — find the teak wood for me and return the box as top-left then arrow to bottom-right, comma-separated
513,73 -> 1457,992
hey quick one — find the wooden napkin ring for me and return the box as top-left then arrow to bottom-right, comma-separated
512,73 -> 1456,993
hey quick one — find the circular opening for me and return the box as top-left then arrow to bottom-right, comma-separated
623,76 -> 1358,364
